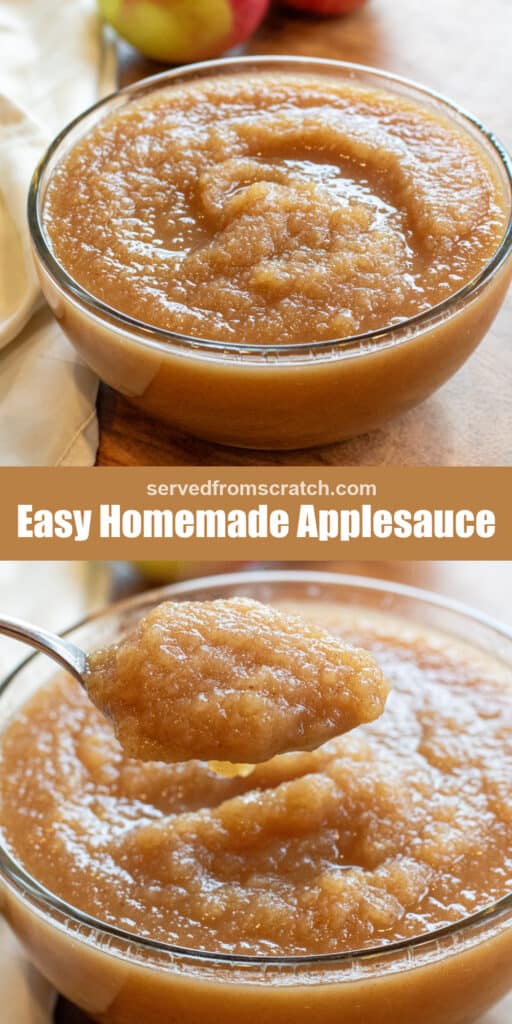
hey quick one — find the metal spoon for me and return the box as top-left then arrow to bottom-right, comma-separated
0,614 -> 87,684
0,614 -> 252,778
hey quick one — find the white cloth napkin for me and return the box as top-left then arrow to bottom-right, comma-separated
0,560 -> 111,1022
0,0 -> 116,465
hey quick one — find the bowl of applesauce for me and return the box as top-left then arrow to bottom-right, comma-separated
0,570 -> 511,1024
28,57 -> 512,450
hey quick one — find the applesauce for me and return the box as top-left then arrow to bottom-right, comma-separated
31,59 -> 512,449
1,574 -> 512,1024
1,597 -> 511,961
84,597 -> 388,763
44,72 -> 507,346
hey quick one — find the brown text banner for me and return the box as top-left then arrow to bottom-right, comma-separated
1,467 -> 509,560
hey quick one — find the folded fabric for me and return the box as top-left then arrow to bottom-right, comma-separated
0,0 -> 116,465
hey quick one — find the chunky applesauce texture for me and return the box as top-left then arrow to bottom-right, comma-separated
43,73 -> 507,345
1,599 -> 511,957
84,597 -> 389,764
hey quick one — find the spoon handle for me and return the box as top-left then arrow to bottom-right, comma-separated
0,615 -> 87,683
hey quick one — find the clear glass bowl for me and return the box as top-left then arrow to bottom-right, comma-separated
0,569 -> 512,1023
28,57 -> 512,450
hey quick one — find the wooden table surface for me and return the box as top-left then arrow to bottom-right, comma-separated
96,0 -> 512,466
53,559 -> 512,1020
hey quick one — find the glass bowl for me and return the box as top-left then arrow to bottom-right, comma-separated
28,57 -> 512,450
0,569 -> 511,1024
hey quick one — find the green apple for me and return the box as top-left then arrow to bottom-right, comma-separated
99,0 -> 269,64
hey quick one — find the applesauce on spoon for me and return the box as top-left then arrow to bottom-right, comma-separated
84,596 -> 389,764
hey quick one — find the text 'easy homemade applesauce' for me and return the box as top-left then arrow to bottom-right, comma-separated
43,72 -> 508,345
0,599 -> 510,957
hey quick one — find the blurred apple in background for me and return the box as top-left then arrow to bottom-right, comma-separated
135,561 -> 250,584
281,0 -> 366,14
99,0 -> 270,63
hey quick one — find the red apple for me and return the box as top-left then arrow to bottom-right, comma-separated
282,0 -> 367,14
99,0 -> 270,64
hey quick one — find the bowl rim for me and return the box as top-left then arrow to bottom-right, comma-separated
1,568 -> 512,970
28,54 -> 512,363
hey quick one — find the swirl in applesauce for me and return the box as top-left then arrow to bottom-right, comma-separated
43,73 -> 507,344
1,601 -> 511,957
